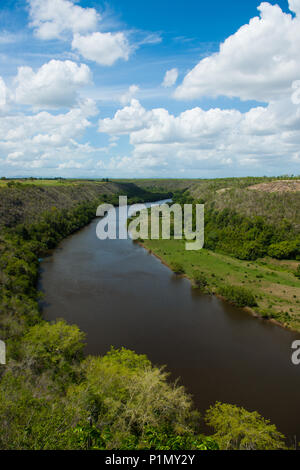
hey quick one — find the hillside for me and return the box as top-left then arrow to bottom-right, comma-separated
0,180 -> 171,228
123,177 -> 300,232
248,180 -> 300,193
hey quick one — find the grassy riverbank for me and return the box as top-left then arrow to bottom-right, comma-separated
129,176 -> 300,331
140,238 -> 300,330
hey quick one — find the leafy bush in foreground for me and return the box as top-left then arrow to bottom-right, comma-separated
0,343 -> 287,450
205,402 -> 287,450
0,344 -> 217,450
73,423 -> 218,450
218,285 -> 257,308
67,347 -> 215,450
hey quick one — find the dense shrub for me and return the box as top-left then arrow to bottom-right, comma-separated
67,348 -> 206,449
218,285 -> 257,308
268,240 -> 300,260
205,402 -> 286,450
235,240 -> 266,261
170,262 -> 185,274
192,271 -> 208,290
203,208 -> 298,261
19,320 -> 85,378
0,346 -> 218,450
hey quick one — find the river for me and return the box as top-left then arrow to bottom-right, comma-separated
40,200 -> 300,441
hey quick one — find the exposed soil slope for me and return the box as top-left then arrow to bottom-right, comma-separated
248,180 -> 300,193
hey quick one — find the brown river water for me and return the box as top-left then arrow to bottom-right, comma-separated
40,201 -> 300,441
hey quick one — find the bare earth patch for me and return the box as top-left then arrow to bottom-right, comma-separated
216,187 -> 232,194
248,180 -> 300,193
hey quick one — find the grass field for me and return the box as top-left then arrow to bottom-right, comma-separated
0,179 -> 107,187
141,238 -> 300,331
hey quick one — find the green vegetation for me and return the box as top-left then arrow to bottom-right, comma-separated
0,199 -> 100,342
128,176 -> 300,230
0,189 -> 219,449
169,261 -> 185,275
205,402 -> 287,450
192,271 -> 208,291
0,179 -> 171,228
218,285 -> 257,308
0,341 -> 218,450
203,207 -> 299,261
0,177 -> 295,449
141,238 -> 300,329
0,180 -> 171,342
136,179 -> 300,330
0,181 -> 218,450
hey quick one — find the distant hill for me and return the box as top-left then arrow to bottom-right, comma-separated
248,180 -> 300,193
122,177 -> 300,233
0,180 -> 170,228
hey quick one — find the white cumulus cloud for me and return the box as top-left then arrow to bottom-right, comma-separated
0,99 -> 100,173
28,0 -> 99,40
162,68 -> 178,88
99,99 -> 152,134
98,96 -> 300,175
72,32 -> 131,66
175,2 -> 300,102
14,60 -> 92,108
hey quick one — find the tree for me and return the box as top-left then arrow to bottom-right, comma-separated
0,372 -> 86,450
205,402 -> 287,450
67,348 -> 204,450
236,240 -> 266,261
268,240 -> 299,260
19,320 -> 85,380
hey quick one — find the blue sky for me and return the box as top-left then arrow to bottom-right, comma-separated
0,0 -> 299,178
